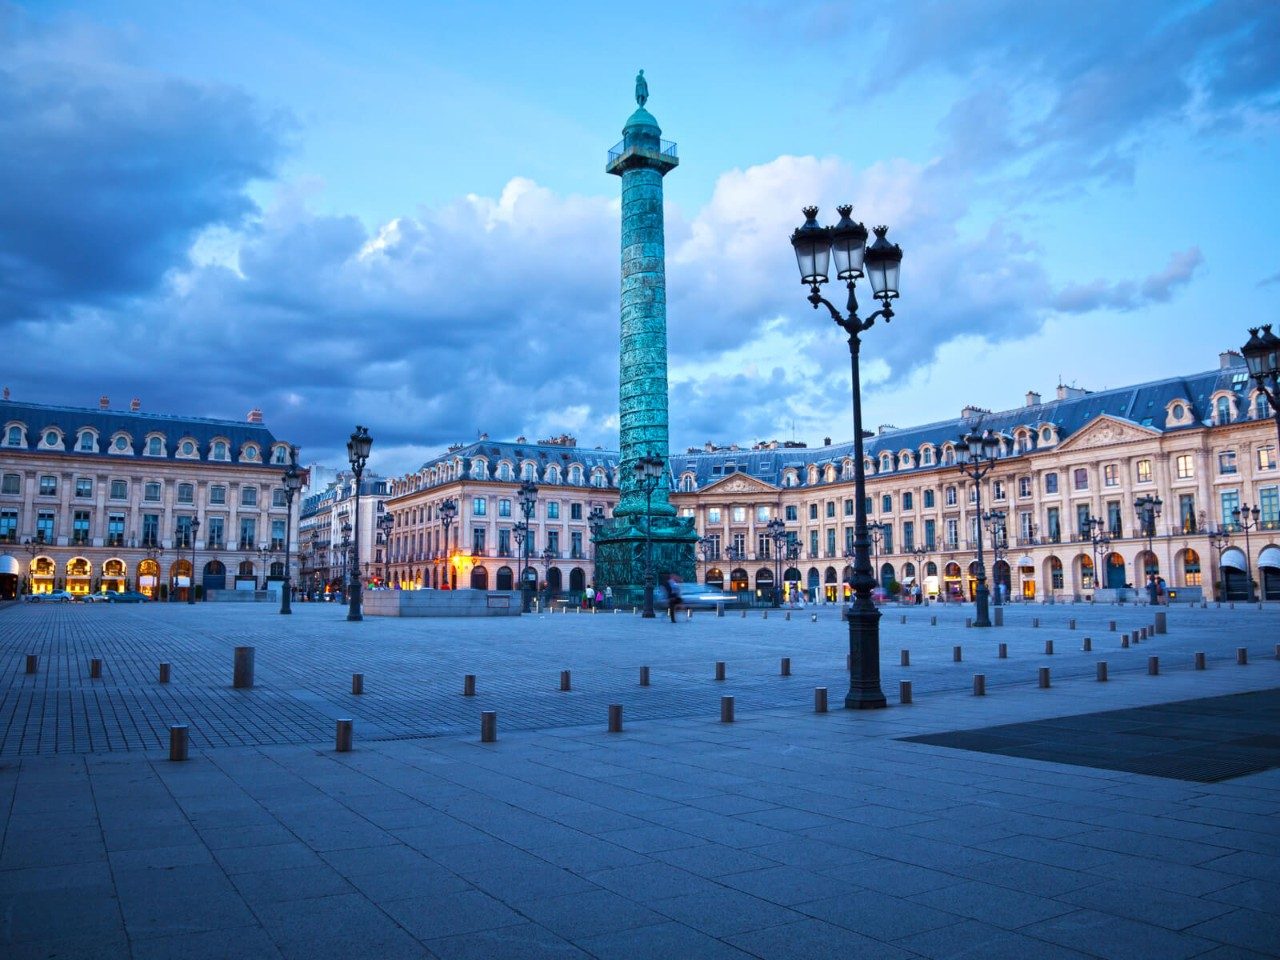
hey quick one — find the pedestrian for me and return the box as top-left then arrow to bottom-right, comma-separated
604,585 -> 613,609
1146,573 -> 1158,606
595,588 -> 603,607
667,574 -> 683,623
1156,576 -> 1167,605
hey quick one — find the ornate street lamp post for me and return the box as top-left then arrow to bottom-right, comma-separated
439,497 -> 458,589
910,543 -> 928,601
867,522 -> 886,592
1083,514 -> 1111,599
955,430 -> 1000,626
765,516 -> 786,607
378,512 -> 394,588
346,426 -> 372,621
981,509 -> 1006,606
21,534 -> 45,597
791,203 -> 903,708
1134,494 -> 1163,595
280,449 -> 302,614
634,454 -> 664,618
187,517 -> 200,604
1232,504 -> 1261,602
1208,527 -> 1231,602
1243,325 -> 1280,447
542,546 -> 556,603
143,541 -> 164,600
517,479 -> 538,612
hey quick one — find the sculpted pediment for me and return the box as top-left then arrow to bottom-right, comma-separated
1056,415 -> 1160,452
700,473 -> 779,495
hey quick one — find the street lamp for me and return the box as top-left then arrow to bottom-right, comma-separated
280,449 -> 302,614
981,509 -> 1006,606
142,541 -> 164,600
517,479 -> 538,612
340,521 -> 352,600
22,533 -> 46,597
765,516 -> 786,607
1134,494 -> 1163,594
378,512 -> 394,588
955,430 -> 1000,626
439,498 -> 458,589
1083,514 -> 1111,599
791,203 -> 902,709
187,517 -> 200,604
1243,324 -> 1280,446
542,546 -> 556,601
346,425 -> 372,621
867,522 -> 886,589
910,543 -> 928,601
634,454 -> 664,619
1208,526 -> 1231,602
1231,503 -> 1261,602
587,507 -> 606,559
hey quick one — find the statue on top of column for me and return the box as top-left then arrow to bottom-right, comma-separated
635,69 -> 648,107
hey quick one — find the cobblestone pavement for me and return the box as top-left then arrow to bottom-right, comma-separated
0,600 -> 1275,755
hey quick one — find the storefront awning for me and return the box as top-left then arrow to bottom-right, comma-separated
1220,548 -> 1247,571
0,555 -> 18,576
1017,555 -> 1034,567
1259,546 -> 1280,569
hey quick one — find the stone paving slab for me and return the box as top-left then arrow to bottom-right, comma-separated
2,602 -> 1279,958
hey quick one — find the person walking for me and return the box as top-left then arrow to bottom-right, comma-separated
604,585 -> 613,610
667,575 -> 683,623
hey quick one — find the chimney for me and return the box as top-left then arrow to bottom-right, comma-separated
877,425 -> 897,435
2,386 -> 8,401
823,437 -> 832,446
247,408 -> 264,424
1219,349 -> 1243,369
1055,384 -> 1089,401
130,397 -> 141,412
99,395 -> 110,410
1025,391 -> 1041,407
960,405 -> 990,419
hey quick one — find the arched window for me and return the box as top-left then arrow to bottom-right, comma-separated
1216,396 -> 1231,424
6,425 -> 21,446
147,436 -> 162,456
214,441 -> 228,461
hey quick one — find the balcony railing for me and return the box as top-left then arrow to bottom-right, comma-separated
607,138 -> 678,165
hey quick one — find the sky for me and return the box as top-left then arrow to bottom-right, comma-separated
2,0 -> 1278,478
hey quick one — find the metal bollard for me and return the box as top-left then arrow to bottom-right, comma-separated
1082,637 -> 1092,652
965,617 -> 972,628
159,662 -> 171,684
233,646 -> 255,689
998,642 -> 1007,659
1032,617 -> 1039,628
900,614 -> 907,624
780,657 -> 791,677
900,649 -> 910,667
89,658 -> 102,679
1148,656 -> 1159,676
335,719 -> 353,752
1237,647 -> 1248,665
1069,618 -> 1076,630
1109,621 -> 1116,632
168,725 -> 189,761
351,673 -> 364,695
994,608 -> 1004,627
1038,667 -> 1051,689
1195,652 -> 1206,670
814,687 -> 828,712
973,674 -> 986,696
762,610 -> 767,620
741,608 -> 747,619
720,696 -> 735,723
810,613 -> 817,622
25,654 -> 38,674
1045,640 -> 1054,655
1121,635 -> 1130,649
715,661 -> 726,681
899,680 -> 913,704
640,666 -> 650,686
1275,644 -> 1280,661
463,674 -> 476,696
686,607 -> 692,620
560,670 -> 571,692
846,653 -> 851,670
953,645 -> 962,662
1097,661 -> 1108,682
930,616 -> 937,626
480,711 -> 497,742
785,611 -> 791,621
608,704 -> 623,733
717,603 -> 724,617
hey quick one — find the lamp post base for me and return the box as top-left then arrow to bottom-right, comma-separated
844,602 -> 887,710
974,583 -> 992,628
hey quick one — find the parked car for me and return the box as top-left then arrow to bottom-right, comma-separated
84,590 -> 120,603
28,590 -> 75,603
109,590 -> 150,603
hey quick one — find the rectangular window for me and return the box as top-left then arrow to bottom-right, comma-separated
37,511 -> 56,542
0,509 -> 16,542
881,526 -> 893,554
1175,454 -> 1194,479
75,478 -> 93,498
1019,511 -> 1034,542
498,528 -> 511,556
142,513 -> 159,546
1046,507 -> 1060,542
271,520 -> 285,550
809,530 -> 818,556
1103,464 -> 1118,487
241,486 -> 257,507
145,482 -> 161,502
1221,490 -> 1240,529
865,496 -> 873,514
546,530 -> 559,553
708,507 -> 722,523
902,492 -> 913,510
1018,477 -> 1032,498
571,531 -> 583,557
945,519 -> 958,549
903,521 -> 914,551
473,497 -> 487,516
733,506 -> 747,522
825,528 -> 836,556
924,519 -> 936,549
825,501 -> 835,518
923,489 -> 935,509
108,479 -> 127,500
784,505 -> 797,521
757,505 -> 770,522
272,489 -> 287,507
210,485 -> 226,504
177,483 -> 194,504
808,504 -> 818,521
105,515 -> 124,547
547,501 -> 558,519
39,475 -> 56,496
758,533 -> 772,558
1218,450 -> 1238,475
1259,486 -> 1279,528
881,494 -> 892,513
2,473 -> 20,495
1044,472 -> 1059,494
1136,459 -> 1152,483
175,516 -> 193,549
570,503 -> 583,520
1076,504 -> 1091,536
1179,494 -> 1197,533
844,527 -> 854,554
472,527 -> 486,553
703,533 -> 721,560
1106,501 -> 1122,537
499,498 -> 511,517
71,510 -> 90,544
206,517 -> 224,548
992,480 -> 1006,501
945,487 -> 957,507
79,433 -> 94,451
1073,468 -> 1089,491
239,518 -> 256,550
1260,446 -> 1277,471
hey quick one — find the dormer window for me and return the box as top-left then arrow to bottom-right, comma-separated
180,440 -> 196,456
147,436 -> 162,456
213,441 -> 228,461
272,445 -> 287,464
113,434 -> 130,452
77,432 -> 95,452
920,447 -> 934,466
43,430 -> 60,447
6,426 -> 22,446
1215,396 -> 1231,425
243,444 -> 258,461
1171,404 -> 1184,420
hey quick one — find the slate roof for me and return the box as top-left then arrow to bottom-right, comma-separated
409,439 -> 621,477
0,398 -> 286,463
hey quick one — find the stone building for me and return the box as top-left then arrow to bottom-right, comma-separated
297,471 -> 388,599
0,395 -> 298,600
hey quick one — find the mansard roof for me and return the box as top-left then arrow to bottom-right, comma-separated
414,438 -> 620,473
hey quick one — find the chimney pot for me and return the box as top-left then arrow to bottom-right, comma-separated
130,397 -> 141,412
1025,391 -> 1041,407
99,395 -> 110,409
247,408 -> 264,424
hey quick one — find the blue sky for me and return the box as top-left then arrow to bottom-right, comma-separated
2,0 -> 1278,475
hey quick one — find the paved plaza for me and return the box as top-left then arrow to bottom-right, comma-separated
1,600 -> 1278,958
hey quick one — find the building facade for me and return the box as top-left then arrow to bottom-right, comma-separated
384,435 -> 618,596
0,395 -> 299,600
298,471 -> 388,600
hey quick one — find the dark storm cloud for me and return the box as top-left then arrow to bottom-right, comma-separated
0,7 -> 287,320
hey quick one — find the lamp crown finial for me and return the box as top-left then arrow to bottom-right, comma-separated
873,225 -> 889,238
836,204 -> 853,218
801,205 -> 819,220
